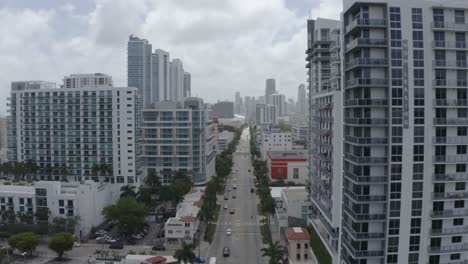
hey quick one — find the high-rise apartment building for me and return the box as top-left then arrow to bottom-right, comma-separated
184,72 -> 191,98
8,78 -> 141,186
265,78 -> 276,104
152,49 -> 171,102
63,73 -> 113,89
141,98 -> 215,185
256,104 -> 277,125
234,91 -> 242,115
0,116 -> 7,163
297,83 -> 307,115
128,35 -> 152,107
169,58 -> 185,102
308,1 -> 468,263
271,93 -> 286,117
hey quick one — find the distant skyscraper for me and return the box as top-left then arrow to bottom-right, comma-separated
271,93 -> 286,117
63,73 -> 113,89
152,49 -> 171,102
297,83 -> 306,115
184,72 -> 191,98
234,91 -> 242,114
128,35 -> 152,107
255,104 -> 277,125
265,78 -> 276,104
211,101 -> 234,118
169,58 -> 184,102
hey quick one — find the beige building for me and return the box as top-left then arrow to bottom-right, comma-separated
285,227 -> 313,264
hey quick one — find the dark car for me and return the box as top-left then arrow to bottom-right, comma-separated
248,169 -> 251,172
223,247 -> 230,257
250,188 -> 255,193
229,209 -> 235,215
109,242 -> 124,249
152,244 -> 166,251
224,195 -> 228,200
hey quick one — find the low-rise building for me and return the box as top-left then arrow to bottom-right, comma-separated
217,131 -> 234,153
164,188 -> 203,248
291,125 -> 309,142
266,151 -> 308,185
259,126 -> 292,160
0,180 -> 115,237
285,227 -> 313,264
276,188 -> 310,226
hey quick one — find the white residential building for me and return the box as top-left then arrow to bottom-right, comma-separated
128,35 -> 152,108
272,93 -> 287,117
256,104 -> 277,125
259,128 -> 292,160
169,58 -> 184,102
63,73 -> 113,89
217,130 -> 234,153
0,116 -> 7,163
141,98 -> 215,185
276,188 -> 310,232
292,125 -> 309,142
152,49 -> 171,102
164,188 -> 203,248
308,1 -> 468,263
0,180 -> 115,237
8,79 -> 141,186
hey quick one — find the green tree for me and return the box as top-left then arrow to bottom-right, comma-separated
48,232 -> 77,259
120,184 -> 137,198
102,196 -> 146,235
170,178 -> 192,206
173,241 -> 196,264
261,241 -> 286,264
8,232 -> 38,256
50,216 -> 78,234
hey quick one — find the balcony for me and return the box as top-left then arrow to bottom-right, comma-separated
310,127 -> 331,136
313,116 -> 333,123
434,118 -> 468,126
432,191 -> 468,200
345,58 -> 388,70
433,173 -> 468,182
431,208 -> 468,218
345,38 -> 387,52
432,21 -> 468,31
345,171 -> 387,184
345,154 -> 387,164
432,40 -> 468,50
345,136 -> 387,145
344,189 -> 386,202
344,98 -> 388,107
433,155 -> 468,163
345,78 -> 388,89
433,60 -> 468,69
434,99 -> 468,107
343,205 -> 386,221
429,243 -> 468,254
344,224 -> 385,240
344,118 -> 388,126
345,18 -> 387,34
433,136 -> 468,145
431,226 -> 468,236
433,79 -> 468,88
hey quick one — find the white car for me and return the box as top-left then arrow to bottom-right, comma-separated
226,228 -> 232,235
223,204 -> 228,210
73,241 -> 81,247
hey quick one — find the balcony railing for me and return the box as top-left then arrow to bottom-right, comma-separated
345,18 -> 387,33
344,188 -> 387,202
434,99 -> 468,106
433,136 -> 468,144
345,58 -> 388,70
433,155 -> 468,163
434,118 -> 468,126
433,173 -> 468,182
344,118 -> 388,126
431,208 -> 468,218
432,40 -> 468,49
433,79 -> 468,88
344,98 -> 388,107
431,226 -> 468,236
345,38 -> 387,51
433,60 -> 468,68
429,243 -> 468,254
343,205 -> 386,221
345,154 -> 387,164
432,191 -> 468,200
345,78 -> 388,88
432,21 -> 468,31
345,136 -> 387,145
344,171 -> 387,184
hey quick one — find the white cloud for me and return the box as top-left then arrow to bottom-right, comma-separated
0,0 -> 342,114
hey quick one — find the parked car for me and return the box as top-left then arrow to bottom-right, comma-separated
73,242 -> 81,247
224,204 -> 228,210
224,195 -> 228,200
152,244 -> 166,251
250,188 -> 255,193
223,247 -> 230,257
109,242 -> 124,249
226,228 -> 232,235
230,209 -> 235,215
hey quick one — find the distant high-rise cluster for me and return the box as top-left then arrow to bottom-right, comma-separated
128,35 -> 191,107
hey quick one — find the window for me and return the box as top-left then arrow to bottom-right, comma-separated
455,200 -> 465,208
389,219 -> 400,235
296,254 -> 301,261
411,218 -> 421,234
457,127 -> 467,136
304,253 -> 308,260
456,182 -> 466,190
455,10 -> 465,24
412,31 -> 423,48
454,218 -> 464,226
411,200 -> 422,216
185,223 -> 190,227
452,236 -> 462,243
297,243 -> 301,249
412,8 -> 423,29
451,253 -> 461,260
456,164 -> 466,172
409,236 -> 420,251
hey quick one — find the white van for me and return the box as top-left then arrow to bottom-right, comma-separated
209,257 -> 216,264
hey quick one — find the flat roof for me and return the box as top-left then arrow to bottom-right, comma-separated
267,150 -> 307,160
270,187 -> 305,199
286,227 -> 310,241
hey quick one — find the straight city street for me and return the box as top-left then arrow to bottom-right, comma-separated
205,128 -> 265,263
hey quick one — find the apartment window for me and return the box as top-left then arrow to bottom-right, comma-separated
293,168 -> 299,179
413,69 -> 424,86
413,50 -> 424,67
410,218 -> 421,234
411,8 -> 423,29
304,253 -> 308,260
390,201 -> 401,217
433,9 -> 444,24
389,220 -> 400,235
414,108 -> 424,125
412,183 -> 423,200
296,254 -> 301,261
414,127 -> 424,143
457,164 -> 466,172
412,31 -> 423,48
454,218 -> 464,226
455,200 -> 465,208
455,10 -> 465,24
387,254 -> 398,263
451,253 -> 461,260
391,146 -> 402,162
413,164 -> 423,180
391,49 -> 402,67
455,182 -> 466,191
409,236 -> 420,251
387,236 -> 399,253
458,127 -> 468,136
458,108 -> 468,118
408,253 -> 419,264
452,236 -> 462,243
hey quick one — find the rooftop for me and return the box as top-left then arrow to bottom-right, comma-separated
286,227 -> 310,241
282,188 -> 309,202
270,187 -> 305,199
267,150 -> 307,160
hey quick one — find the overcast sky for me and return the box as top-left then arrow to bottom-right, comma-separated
0,0 -> 341,114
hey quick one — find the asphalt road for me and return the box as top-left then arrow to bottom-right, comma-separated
205,128 -> 265,264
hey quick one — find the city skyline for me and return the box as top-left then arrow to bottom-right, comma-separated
0,0 -> 342,115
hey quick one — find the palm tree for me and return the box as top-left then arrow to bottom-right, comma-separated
261,241 -> 286,264
173,241 -> 196,264
120,184 -> 137,198
144,171 -> 161,192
